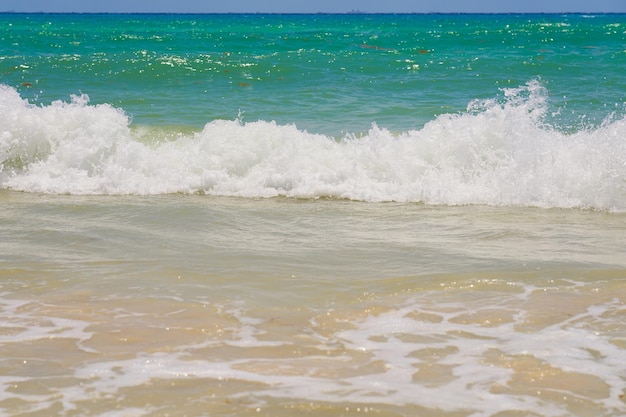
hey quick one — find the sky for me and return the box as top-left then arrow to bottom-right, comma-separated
2,0 -> 625,14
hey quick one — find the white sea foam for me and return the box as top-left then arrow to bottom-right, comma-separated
1,82 -> 625,211
1,280 -> 625,417
0,295 -> 94,347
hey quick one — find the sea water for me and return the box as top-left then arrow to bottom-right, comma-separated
1,13 -> 625,417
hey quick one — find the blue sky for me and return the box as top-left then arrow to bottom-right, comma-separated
2,0 -> 625,13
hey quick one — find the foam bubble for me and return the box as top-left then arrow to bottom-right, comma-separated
1,81 -> 625,211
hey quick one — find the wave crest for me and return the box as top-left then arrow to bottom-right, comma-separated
1,82 -> 625,211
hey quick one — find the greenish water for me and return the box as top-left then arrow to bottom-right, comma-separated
2,13 -> 625,133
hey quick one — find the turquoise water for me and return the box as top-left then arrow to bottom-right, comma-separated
1,14 -> 626,417
3,13 -> 625,133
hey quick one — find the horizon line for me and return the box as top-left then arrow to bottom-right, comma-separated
0,11 -> 623,15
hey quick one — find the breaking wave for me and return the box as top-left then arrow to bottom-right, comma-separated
1,81 -> 625,211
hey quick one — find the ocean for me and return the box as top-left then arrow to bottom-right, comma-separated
1,12 -> 625,417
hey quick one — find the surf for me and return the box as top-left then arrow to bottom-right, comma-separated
1,81 -> 625,211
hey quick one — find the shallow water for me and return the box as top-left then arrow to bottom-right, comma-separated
1,191 -> 625,416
